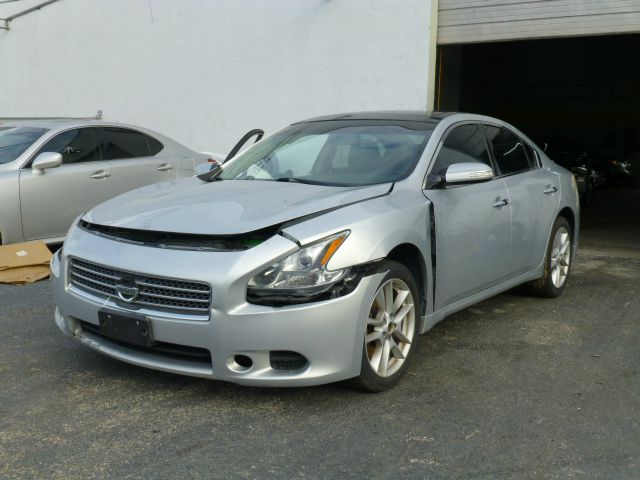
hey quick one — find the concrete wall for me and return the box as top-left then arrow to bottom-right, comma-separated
0,0 -> 434,153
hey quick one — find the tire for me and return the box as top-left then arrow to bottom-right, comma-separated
348,260 -> 421,392
527,216 -> 572,298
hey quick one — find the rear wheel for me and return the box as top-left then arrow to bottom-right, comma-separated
349,260 -> 420,392
528,216 -> 572,298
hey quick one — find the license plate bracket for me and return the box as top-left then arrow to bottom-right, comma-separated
98,310 -> 153,347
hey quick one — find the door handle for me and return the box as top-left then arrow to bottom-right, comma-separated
156,163 -> 173,172
90,170 -> 111,179
543,185 -> 558,194
492,198 -> 509,208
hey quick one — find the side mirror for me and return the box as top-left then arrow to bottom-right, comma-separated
194,161 -> 222,182
445,162 -> 494,184
31,152 -> 62,175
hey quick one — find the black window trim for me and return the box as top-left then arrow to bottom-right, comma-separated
21,126 -> 103,169
480,121 -> 541,179
524,141 -> 542,169
422,120 -> 498,190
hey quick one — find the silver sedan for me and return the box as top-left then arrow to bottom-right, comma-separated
51,112 -> 579,391
0,119 -> 208,245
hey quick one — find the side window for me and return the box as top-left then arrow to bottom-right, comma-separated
102,128 -> 150,160
427,123 -> 492,187
485,126 -> 532,175
523,141 -> 539,168
146,135 -> 164,156
37,128 -> 100,164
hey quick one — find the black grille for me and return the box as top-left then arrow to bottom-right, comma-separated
80,321 -> 212,366
69,258 -> 212,315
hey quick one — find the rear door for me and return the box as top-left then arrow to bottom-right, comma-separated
19,127 -> 113,240
424,123 -> 512,310
484,125 -> 560,275
101,127 -> 178,196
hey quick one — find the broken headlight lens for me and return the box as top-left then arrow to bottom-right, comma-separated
248,231 -> 350,297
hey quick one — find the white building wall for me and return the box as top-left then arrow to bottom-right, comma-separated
0,0 -> 434,153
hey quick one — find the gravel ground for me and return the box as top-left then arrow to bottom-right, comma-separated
1,192 -> 638,480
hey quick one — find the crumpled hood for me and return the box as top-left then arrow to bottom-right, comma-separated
83,177 -> 391,235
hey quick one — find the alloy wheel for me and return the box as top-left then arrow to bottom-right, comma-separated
365,279 -> 416,377
550,226 -> 571,288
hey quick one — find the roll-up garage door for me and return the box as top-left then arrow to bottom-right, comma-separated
437,0 -> 640,45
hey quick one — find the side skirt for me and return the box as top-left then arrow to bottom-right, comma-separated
420,266 -> 543,334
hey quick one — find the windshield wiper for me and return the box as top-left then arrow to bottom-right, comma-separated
275,177 -> 328,185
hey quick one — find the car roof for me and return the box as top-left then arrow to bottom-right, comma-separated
0,118 -> 109,129
0,118 -> 153,131
0,119 -> 192,154
294,110 -> 456,125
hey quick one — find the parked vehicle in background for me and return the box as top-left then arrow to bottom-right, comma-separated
0,120 -> 209,245
543,139 -> 634,190
52,111 -> 580,391
589,155 -> 633,186
541,140 -> 600,206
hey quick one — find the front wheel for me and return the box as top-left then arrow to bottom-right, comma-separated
528,216 -> 572,298
349,260 -> 421,392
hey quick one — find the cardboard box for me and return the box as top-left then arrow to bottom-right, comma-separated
0,241 -> 53,285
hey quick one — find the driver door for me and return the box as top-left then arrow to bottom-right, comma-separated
424,123 -> 512,310
19,128 -> 113,241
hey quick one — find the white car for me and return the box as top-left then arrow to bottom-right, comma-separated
0,119 -> 209,244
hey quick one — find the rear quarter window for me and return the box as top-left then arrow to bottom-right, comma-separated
146,135 -> 164,156
102,128 -> 150,160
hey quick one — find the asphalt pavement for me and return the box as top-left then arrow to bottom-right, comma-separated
1,190 -> 638,480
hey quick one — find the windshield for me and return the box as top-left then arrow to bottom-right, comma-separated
0,127 -> 48,164
218,120 -> 434,186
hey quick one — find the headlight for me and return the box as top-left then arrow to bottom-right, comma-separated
247,231 -> 350,303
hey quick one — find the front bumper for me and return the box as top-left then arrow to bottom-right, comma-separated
51,229 -> 383,386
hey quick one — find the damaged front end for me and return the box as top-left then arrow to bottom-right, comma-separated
77,219 -> 377,308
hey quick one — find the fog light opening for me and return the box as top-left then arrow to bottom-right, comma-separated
234,354 -> 253,370
269,351 -> 308,371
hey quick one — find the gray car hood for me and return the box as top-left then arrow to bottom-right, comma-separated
83,177 -> 391,235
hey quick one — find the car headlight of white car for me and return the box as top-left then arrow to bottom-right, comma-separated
247,231 -> 355,305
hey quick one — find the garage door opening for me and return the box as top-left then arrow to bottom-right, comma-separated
436,34 -> 640,248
